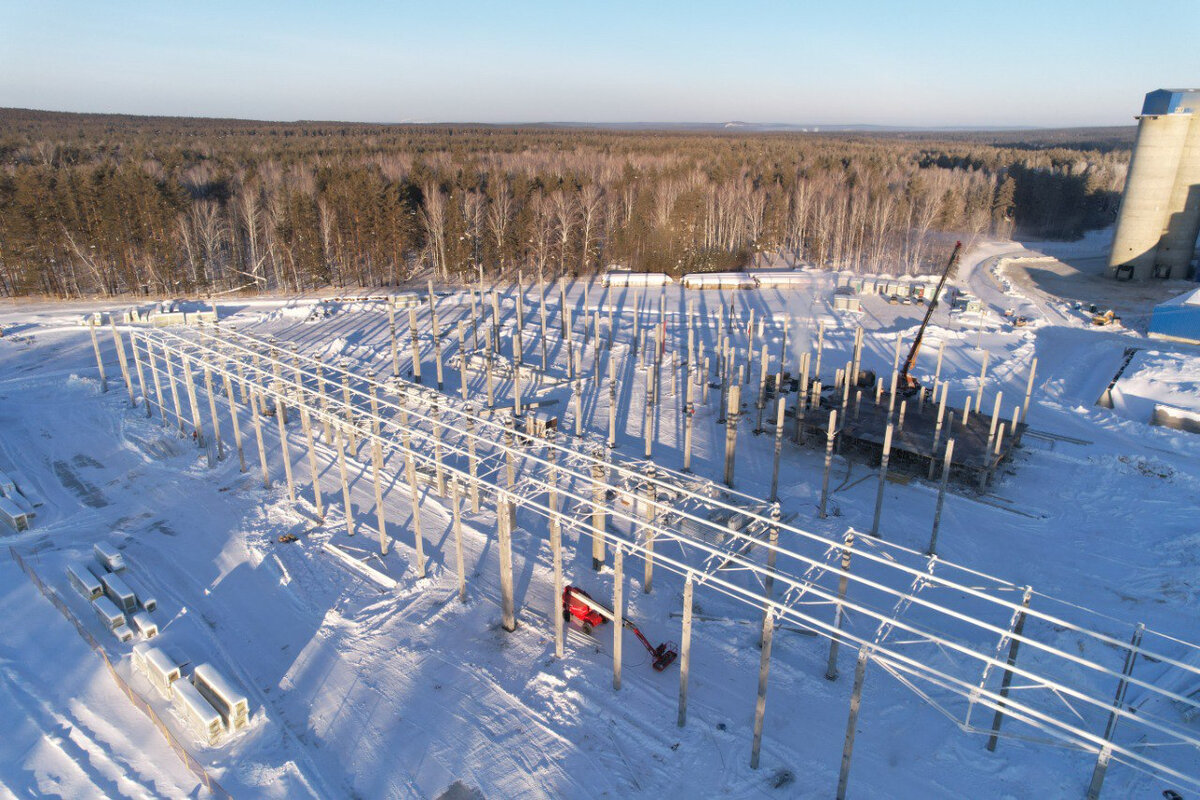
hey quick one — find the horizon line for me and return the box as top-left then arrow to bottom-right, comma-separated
0,106 -> 1137,133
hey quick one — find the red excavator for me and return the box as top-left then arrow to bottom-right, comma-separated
562,585 -> 678,671
898,240 -> 962,397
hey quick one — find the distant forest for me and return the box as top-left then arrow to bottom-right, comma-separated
0,109 -> 1133,297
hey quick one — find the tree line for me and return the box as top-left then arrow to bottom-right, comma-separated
0,109 -> 1131,297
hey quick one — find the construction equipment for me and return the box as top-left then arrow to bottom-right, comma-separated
898,240 -> 962,396
562,585 -> 678,671
1091,309 -> 1118,326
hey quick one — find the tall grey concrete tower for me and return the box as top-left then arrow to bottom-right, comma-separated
1108,89 -> 1200,280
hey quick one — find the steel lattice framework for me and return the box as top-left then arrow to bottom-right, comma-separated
109,319 -> 1200,796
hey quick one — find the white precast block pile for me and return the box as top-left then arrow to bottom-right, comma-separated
0,496 -> 30,532
99,572 -> 137,614
130,611 -> 158,639
602,270 -> 673,287
172,678 -> 224,746
682,272 -> 757,290
93,542 -> 126,573
120,573 -> 157,612
91,595 -> 125,632
192,663 -> 249,731
133,644 -> 181,699
66,562 -> 102,600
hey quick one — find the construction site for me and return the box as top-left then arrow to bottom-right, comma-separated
2,233 -> 1200,800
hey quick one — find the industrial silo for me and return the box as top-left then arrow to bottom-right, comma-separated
1108,89 -> 1200,280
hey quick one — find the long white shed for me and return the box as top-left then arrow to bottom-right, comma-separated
0,497 -> 30,532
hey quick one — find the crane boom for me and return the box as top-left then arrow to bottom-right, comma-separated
898,240 -> 962,395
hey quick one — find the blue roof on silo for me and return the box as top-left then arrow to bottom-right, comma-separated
1142,89 -> 1200,115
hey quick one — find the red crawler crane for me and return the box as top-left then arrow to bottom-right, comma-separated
898,240 -> 962,397
562,585 -> 678,671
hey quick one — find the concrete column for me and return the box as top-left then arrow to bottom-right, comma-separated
388,297 -> 400,377
492,289 -> 502,354
539,281 -> 549,370
432,404 -> 446,497
299,404 -> 324,521
88,320 -> 109,393
929,382 -> 949,480
181,354 -> 206,449
819,410 -> 838,518
612,545 -> 624,690
471,288 -> 481,353
485,352 -> 495,409
130,333 -> 150,417
404,441 -> 425,575
590,463 -> 607,570
569,379 -> 580,438
458,322 -> 469,402
928,437 -> 956,555
677,575 -> 694,727
642,368 -> 654,458
364,434 -> 384,554
497,492 -> 517,632
870,423 -> 894,538
222,371 -> 247,472
548,447 -> 564,657
986,587 -> 1034,751
251,388 -> 270,489
814,320 -> 825,383
749,606 -> 775,770
275,390 -> 295,502
429,284 -> 444,391
933,339 -> 945,389
316,358 -> 331,441
408,306 -> 422,384
1021,357 -> 1038,430
450,478 -> 467,603
465,408 -> 480,513
825,531 -> 855,680
768,398 -> 786,501
1086,624 -> 1145,800
513,332 -> 524,416
835,647 -> 870,800
975,351 -> 990,411
642,468 -> 656,592
724,384 -> 741,487
755,348 -> 769,433
109,319 -> 135,405
147,339 -> 167,427
335,423 -> 353,537
201,362 -> 225,464
986,392 -> 1003,452
608,376 -> 618,451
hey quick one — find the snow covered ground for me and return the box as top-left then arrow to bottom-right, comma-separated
1,241 -> 1199,798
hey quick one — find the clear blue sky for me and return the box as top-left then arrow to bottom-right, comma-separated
1,0 -> 1196,127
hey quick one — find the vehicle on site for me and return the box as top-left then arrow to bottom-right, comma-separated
562,585 -> 678,671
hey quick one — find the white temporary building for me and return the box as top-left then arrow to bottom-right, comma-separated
0,497 -> 30,532
602,270 -> 674,288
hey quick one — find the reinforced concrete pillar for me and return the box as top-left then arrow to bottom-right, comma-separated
497,492 -> 517,632
825,531 -> 855,680
88,320 -> 109,393
870,423 -> 893,537
724,384 -> 741,487
819,410 -> 838,518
